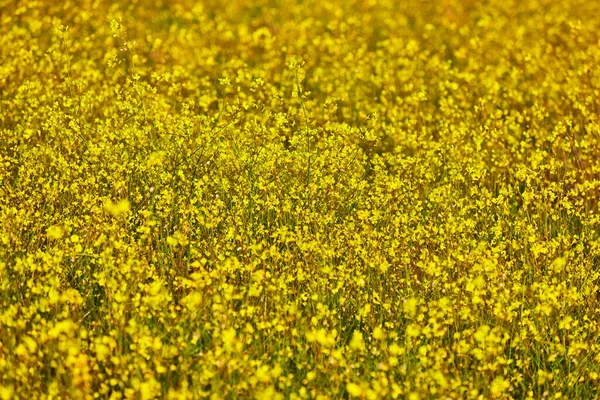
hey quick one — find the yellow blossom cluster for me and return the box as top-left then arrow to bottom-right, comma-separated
1,0 -> 600,398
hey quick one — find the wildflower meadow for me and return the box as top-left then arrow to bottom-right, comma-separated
1,0 -> 600,398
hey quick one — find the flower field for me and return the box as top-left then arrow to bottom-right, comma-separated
1,0 -> 600,398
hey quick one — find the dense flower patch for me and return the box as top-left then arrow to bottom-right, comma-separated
1,0 -> 600,398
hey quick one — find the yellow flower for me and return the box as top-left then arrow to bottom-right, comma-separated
347,382 -> 363,397
349,331 -> 365,351
490,376 -> 510,397
47,225 -> 63,240
373,326 -> 385,340
147,150 -> 166,167
104,199 -> 130,217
